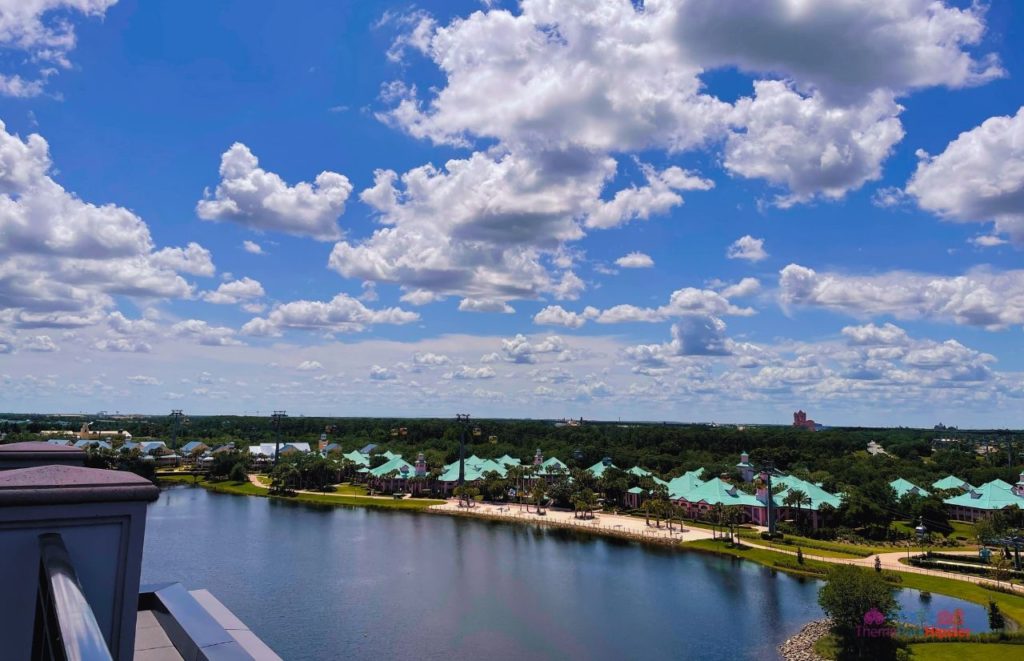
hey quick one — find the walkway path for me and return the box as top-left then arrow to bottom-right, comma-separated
740,540 -> 1024,595
430,500 -> 714,543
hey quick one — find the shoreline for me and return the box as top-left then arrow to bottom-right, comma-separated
159,476 -> 1024,635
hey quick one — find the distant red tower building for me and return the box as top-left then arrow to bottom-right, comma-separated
793,410 -> 817,430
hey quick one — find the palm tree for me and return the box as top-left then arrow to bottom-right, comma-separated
723,506 -> 743,545
783,489 -> 811,528
710,503 -> 725,539
531,481 -> 546,515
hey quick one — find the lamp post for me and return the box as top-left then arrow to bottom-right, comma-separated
271,411 -> 287,466
169,410 -> 184,450
760,459 -> 776,536
456,413 -> 470,488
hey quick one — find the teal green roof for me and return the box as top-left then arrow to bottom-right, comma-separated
588,460 -> 618,478
627,466 -> 651,478
932,475 -> 973,491
667,473 -> 705,500
944,480 -> 1024,511
627,486 -> 645,494
889,478 -> 930,499
497,454 -> 521,467
676,478 -> 762,507
437,456 -> 508,482
773,475 -> 842,511
653,476 -> 669,488
381,450 -> 400,461
369,456 -> 414,478
538,457 -> 567,476
343,450 -> 370,466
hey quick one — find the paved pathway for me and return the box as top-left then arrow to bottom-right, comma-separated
740,540 -> 1024,594
431,500 -> 715,543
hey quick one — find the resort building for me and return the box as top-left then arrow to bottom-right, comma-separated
248,442 -> 310,462
736,452 -> 755,482
674,477 -> 764,520
588,457 -> 618,479
932,475 -> 973,492
366,455 -> 419,493
944,476 -> 1024,523
889,478 -> 930,499
343,449 -> 370,467
769,474 -> 842,529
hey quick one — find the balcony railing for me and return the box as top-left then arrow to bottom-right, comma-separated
32,533 -> 113,661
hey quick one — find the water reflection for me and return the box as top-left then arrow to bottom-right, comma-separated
142,487 -> 986,660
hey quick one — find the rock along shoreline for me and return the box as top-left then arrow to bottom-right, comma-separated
778,619 -> 831,661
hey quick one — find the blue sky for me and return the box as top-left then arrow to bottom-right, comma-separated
1,0 -> 1023,427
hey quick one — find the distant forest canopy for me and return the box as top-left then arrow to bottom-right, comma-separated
2,414 -> 1021,491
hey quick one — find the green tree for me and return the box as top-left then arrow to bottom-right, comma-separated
818,565 -> 898,656
530,481 -> 546,514
988,600 -> 1005,630
228,462 -> 247,483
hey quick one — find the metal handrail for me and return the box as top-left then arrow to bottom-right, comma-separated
33,533 -> 113,661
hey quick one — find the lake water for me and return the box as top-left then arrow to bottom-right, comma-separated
142,487 -> 989,660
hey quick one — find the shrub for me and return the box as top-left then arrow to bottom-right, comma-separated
227,461 -> 247,483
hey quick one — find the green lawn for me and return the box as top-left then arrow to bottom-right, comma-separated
733,531 -> 871,558
158,475 -> 443,511
330,483 -> 369,496
908,642 -> 1024,659
735,527 -> 974,557
683,538 -> 833,578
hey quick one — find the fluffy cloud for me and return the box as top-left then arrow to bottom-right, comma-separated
726,82 -> 904,206
296,360 -> 324,371
585,164 -> 713,229
532,280 -> 758,331
331,149 -> 626,305
171,319 -> 242,346
444,365 -> 497,380
0,121 -> 200,326
458,298 -> 515,314
201,277 -> 265,305
23,334 -> 57,352
500,334 -> 568,364
413,351 -> 451,366
842,323 -> 910,347
369,365 -> 397,381
726,235 -> 767,262
242,240 -> 265,255
94,337 -> 151,353
0,0 -> 119,96
533,305 -> 598,328
241,293 -> 419,336
150,243 -> 216,277
380,0 -> 997,208
672,0 -> 1002,101
905,106 -> 1024,244
597,282 -> 757,324
382,1 -> 732,152
614,252 -> 654,269
197,143 -> 353,240
780,264 -> 1024,329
